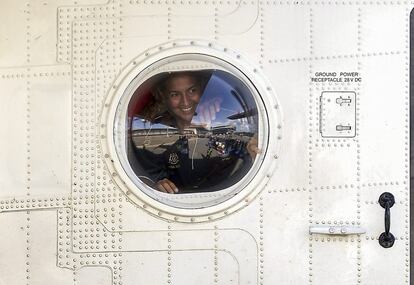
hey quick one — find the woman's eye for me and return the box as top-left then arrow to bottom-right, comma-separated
189,87 -> 198,94
169,92 -> 179,97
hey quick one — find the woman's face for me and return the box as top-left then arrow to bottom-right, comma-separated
164,74 -> 202,129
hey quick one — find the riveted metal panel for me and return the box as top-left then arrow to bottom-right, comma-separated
0,1 -> 411,284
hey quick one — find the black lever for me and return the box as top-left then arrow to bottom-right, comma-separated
378,192 -> 395,248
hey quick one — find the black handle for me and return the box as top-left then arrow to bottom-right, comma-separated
378,192 -> 395,248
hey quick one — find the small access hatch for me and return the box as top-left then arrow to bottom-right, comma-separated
320,91 -> 356,138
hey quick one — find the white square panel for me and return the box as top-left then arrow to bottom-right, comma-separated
359,55 -> 407,183
76,267 -> 112,285
30,73 -> 71,196
0,212 -> 28,285
262,191 -> 309,284
122,14 -> 169,38
361,239 -> 408,285
311,186 -> 358,223
312,6 -> 359,57
263,6 -> 310,60
218,2 -> 261,64
29,211 -> 73,284
171,250 -> 236,285
263,61 -> 309,189
30,0 -> 61,65
171,7 -> 215,38
312,144 -> 358,187
361,7 -> 407,53
312,240 -> 358,285
0,0 -> 27,67
0,76 -> 27,198
122,252 -> 169,285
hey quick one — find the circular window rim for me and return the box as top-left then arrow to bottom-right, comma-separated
100,40 -> 282,223
116,57 -> 267,209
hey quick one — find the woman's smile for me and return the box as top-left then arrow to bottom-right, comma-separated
164,74 -> 202,130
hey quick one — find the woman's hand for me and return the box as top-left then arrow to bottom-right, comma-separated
156,178 -> 179,194
247,137 -> 261,160
197,97 -> 223,126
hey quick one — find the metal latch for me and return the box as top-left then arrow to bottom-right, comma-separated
320,91 -> 356,138
309,225 -> 366,235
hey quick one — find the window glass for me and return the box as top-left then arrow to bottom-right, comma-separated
127,70 -> 260,194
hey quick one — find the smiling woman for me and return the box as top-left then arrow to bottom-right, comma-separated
127,69 -> 260,194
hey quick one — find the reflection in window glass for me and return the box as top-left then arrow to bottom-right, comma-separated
127,70 -> 259,194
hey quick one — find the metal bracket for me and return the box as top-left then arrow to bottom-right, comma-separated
309,225 -> 366,235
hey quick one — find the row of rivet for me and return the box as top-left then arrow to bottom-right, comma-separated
168,6 -> 172,40
311,236 -> 409,242
308,7 -> 314,284
356,7 -> 362,278
0,201 -> 72,211
364,200 -> 407,205
58,209 -> 122,255
95,10 -> 124,234
72,18 -> 111,250
403,8 -> 410,284
264,181 -> 405,195
310,236 -> 362,242
267,50 -> 405,64
0,71 -> 71,80
58,2 -> 118,63
0,196 -> 76,204
25,3 -> 31,281
314,142 -> 353,148
259,196 -> 264,284
57,208 -> 78,269
214,7 -> 219,40
167,224 -> 173,284
72,16 -> 120,246
259,4 -> 264,69
313,220 -> 360,225
214,225 -> 219,284
365,236 -> 408,241
315,135 -> 353,147
315,137 -> 351,143
130,0 -> 256,4
57,209 -> 121,273
127,0 -> 414,5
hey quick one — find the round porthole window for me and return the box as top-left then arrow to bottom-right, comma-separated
101,41 -> 281,222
